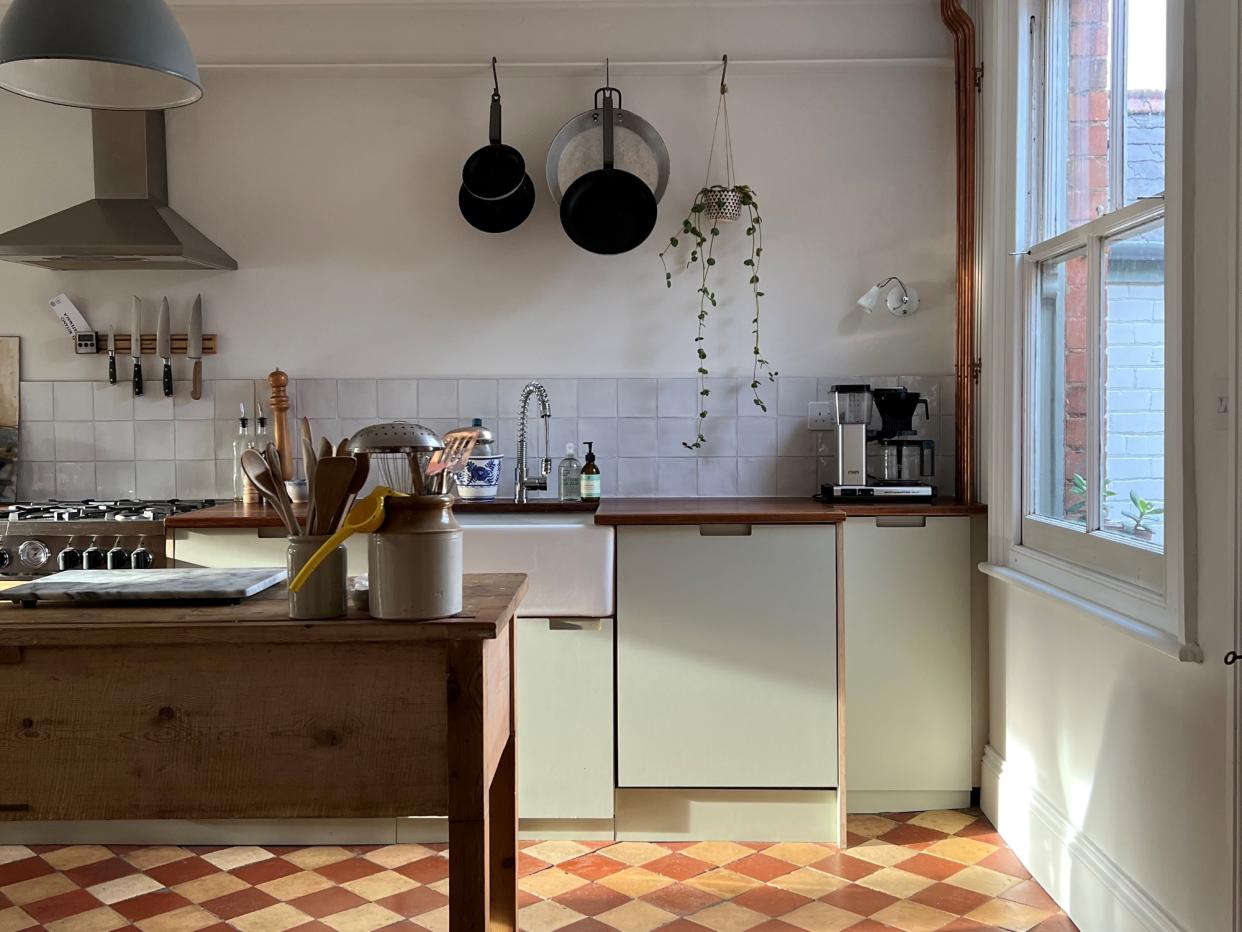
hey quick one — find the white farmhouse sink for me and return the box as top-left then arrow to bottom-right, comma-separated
457,512 -> 614,618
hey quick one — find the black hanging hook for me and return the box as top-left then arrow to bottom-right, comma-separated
605,57 -> 610,87
491,56 -> 500,99
720,54 -> 729,94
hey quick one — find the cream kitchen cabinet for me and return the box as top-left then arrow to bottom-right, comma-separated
844,516 -> 973,810
516,617 -> 614,820
616,524 -> 838,788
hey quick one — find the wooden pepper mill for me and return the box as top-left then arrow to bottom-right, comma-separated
267,368 -> 294,481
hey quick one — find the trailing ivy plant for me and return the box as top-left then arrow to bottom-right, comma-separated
659,183 -> 777,450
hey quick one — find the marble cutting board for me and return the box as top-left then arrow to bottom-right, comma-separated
1,568 -> 287,603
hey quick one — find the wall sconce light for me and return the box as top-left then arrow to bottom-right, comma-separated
858,277 -> 919,317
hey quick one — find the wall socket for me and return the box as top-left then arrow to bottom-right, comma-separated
807,401 -> 835,431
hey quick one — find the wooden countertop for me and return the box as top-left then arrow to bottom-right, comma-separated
0,573 -> 527,647
168,497 -> 984,529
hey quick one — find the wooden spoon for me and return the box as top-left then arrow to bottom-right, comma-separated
311,457 -> 357,536
330,454 -> 370,533
240,449 -> 301,536
265,444 -> 302,534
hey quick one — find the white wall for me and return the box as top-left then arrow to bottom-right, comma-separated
982,0 -> 1239,929
0,0 -> 957,384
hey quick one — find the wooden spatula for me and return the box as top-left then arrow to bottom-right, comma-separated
311,457 -> 357,536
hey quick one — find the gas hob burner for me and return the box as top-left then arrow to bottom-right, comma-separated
4,499 -> 216,523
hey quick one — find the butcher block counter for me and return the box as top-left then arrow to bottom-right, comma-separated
168,497 -> 982,529
0,573 -> 528,931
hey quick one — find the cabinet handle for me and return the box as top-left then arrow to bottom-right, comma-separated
699,524 -> 752,537
549,619 -> 602,631
875,516 -> 927,528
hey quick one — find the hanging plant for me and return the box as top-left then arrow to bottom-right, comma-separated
658,56 -> 777,450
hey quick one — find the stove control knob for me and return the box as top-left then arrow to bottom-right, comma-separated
58,545 -> 83,571
18,540 -> 50,569
0,548 -> 9,569
82,543 -> 105,570
130,545 -> 154,570
106,546 -> 131,570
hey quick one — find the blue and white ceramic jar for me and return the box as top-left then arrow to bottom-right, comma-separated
455,455 -> 505,500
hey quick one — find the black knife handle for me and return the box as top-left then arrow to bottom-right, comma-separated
162,361 -> 173,397
133,362 -> 143,396
108,355 -> 117,385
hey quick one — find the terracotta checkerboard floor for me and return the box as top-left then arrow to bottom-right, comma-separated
0,810 -> 1076,931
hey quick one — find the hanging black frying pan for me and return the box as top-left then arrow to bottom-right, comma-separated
459,175 -> 535,234
560,87 -> 657,255
461,59 -> 527,202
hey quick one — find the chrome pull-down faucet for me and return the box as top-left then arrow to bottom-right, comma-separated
515,381 -> 552,504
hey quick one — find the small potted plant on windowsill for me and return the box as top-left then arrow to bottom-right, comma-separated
1122,491 -> 1162,541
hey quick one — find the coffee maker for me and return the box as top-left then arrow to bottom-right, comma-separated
820,384 -> 936,501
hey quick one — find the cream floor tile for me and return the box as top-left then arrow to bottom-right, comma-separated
122,847 -> 192,871
257,869 -> 335,902
856,867 -> 936,898
515,900 -> 581,932
3,871 -> 78,905
596,867 -> 673,898
41,846 -> 113,871
0,848 -> 34,867
230,903 -> 314,932
780,901 -> 867,932
944,864 -> 1023,897
679,841 -> 754,866
282,846 -> 353,870
923,836 -> 998,865
523,841 -> 592,865
341,868 -> 417,900
685,901 -> 768,932
685,868 -> 762,898
0,907 -> 36,932
135,905 -> 223,932
320,903 -> 403,932
427,878 -> 451,897
519,868 -> 587,899
908,810 -> 977,835
767,867 -> 850,898
760,843 -> 836,867
595,842 -> 667,867
88,872 -> 164,904
414,905 -> 449,932
846,815 -> 899,838
965,897 -> 1051,931
362,844 -> 435,869
870,900 -> 958,932
44,907 -> 128,932
847,841 -> 917,867
200,845 -> 273,871
595,899 -> 676,932
171,871 -> 251,903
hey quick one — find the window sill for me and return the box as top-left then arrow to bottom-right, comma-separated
979,561 -> 1202,662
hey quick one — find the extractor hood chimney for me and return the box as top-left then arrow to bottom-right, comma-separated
0,109 -> 236,270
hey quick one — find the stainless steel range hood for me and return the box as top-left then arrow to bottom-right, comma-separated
0,110 -> 236,271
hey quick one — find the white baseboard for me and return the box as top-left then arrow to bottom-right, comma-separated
981,745 -> 1188,932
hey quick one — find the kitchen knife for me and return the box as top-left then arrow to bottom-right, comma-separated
157,297 -> 172,397
188,294 -> 203,401
107,326 -> 117,385
130,297 -> 143,397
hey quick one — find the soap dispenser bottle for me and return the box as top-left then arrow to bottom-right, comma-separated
558,443 -> 581,502
579,441 -> 601,501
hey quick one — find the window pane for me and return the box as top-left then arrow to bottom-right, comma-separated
1044,0 -> 1113,237
1032,251 -> 1090,526
1101,221 -> 1165,549
1122,0 -> 1167,205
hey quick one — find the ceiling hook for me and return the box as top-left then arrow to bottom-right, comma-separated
491,56 -> 499,99
720,54 -> 728,94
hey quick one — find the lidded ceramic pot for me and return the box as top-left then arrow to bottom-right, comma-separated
368,495 -> 462,620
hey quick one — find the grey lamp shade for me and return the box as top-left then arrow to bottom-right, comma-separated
0,0 -> 201,110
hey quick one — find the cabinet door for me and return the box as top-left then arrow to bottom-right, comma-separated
617,526 -> 837,789
844,517 -> 972,792
517,617 -> 614,819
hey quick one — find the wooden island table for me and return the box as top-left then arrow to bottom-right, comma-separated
0,572 -> 527,932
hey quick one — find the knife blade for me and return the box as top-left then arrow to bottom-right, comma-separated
130,297 -> 143,397
188,294 -> 203,401
157,297 -> 172,397
107,326 -> 117,385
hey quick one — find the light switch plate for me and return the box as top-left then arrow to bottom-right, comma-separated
807,401 -> 834,431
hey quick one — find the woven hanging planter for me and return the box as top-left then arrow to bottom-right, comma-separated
703,184 -> 743,224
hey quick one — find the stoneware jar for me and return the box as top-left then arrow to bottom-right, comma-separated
287,535 -> 348,620
368,495 -> 463,620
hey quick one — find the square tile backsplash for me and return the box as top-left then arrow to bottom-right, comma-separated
14,375 -> 956,501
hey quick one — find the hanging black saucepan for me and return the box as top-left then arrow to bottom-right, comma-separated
459,175 -> 536,233
559,87 -> 657,255
462,58 -> 526,201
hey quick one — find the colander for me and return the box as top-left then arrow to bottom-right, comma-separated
346,422 -> 443,495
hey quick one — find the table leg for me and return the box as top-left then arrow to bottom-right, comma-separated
488,736 -> 517,929
448,640 -> 490,932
